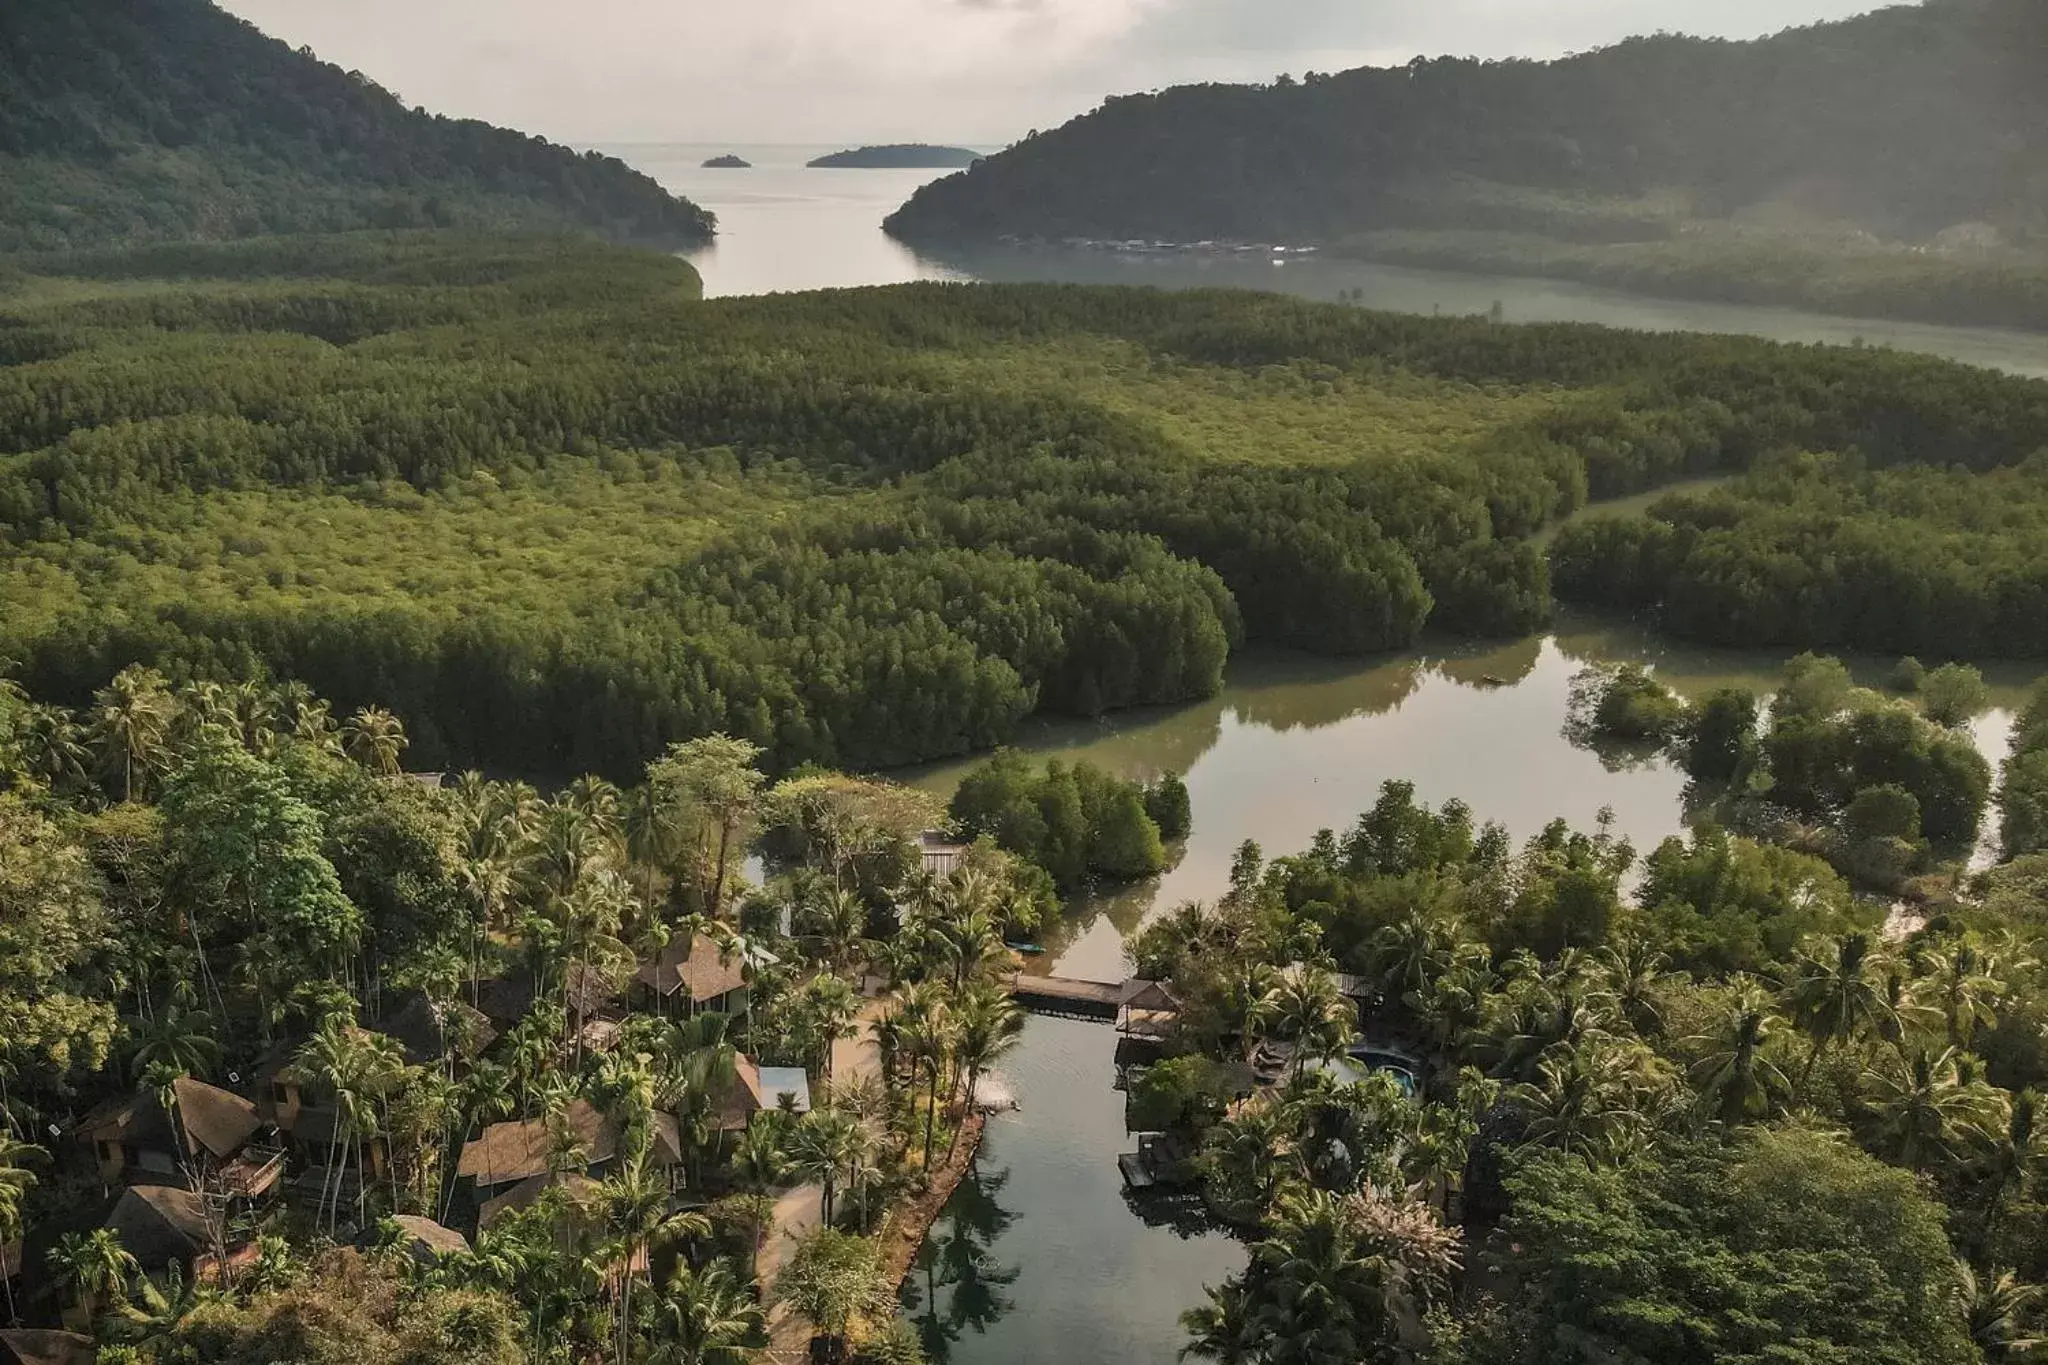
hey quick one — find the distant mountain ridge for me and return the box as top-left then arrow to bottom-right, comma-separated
886,0 -> 2047,252
810,144 -> 980,169
0,0 -> 714,252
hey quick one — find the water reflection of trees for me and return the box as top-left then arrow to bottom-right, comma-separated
1120,1188 -> 1230,1240
902,1163 -> 1021,1363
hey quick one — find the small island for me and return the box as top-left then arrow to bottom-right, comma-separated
701,153 -> 751,168
808,143 -> 980,169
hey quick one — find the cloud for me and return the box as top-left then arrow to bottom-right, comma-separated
216,0 -> 1895,144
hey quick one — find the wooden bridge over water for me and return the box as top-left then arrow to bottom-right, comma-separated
1006,973 -> 1178,1034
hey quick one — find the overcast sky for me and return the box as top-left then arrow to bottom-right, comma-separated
218,0 -> 1898,147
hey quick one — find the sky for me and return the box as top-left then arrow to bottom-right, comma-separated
217,0 -> 1899,148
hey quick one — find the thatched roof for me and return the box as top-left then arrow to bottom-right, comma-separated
473,976 -> 536,1030
457,1099 -> 617,1187
373,993 -> 498,1066
563,964 -> 624,1020
1118,979 -> 1181,1014
477,1170 -> 599,1232
389,1214 -> 469,1260
76,1078 -> 260,1161
0,1330 -> 95,1365
635,933 -> 745,1003
648,1111 -> 685,1167
104,1185 -> 210,1269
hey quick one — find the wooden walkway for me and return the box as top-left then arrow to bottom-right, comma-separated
1007,973 -> 1125,1020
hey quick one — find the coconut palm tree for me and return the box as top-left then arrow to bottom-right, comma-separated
340,706 -> 408,777
0,1135 -> 43,1324
790,1108 -> 874,1228
125,1006 -> 220,1082
774,1228 -> 889,1365
1403,949 -> 1493,1072
1982,1090 -> 2048,1254
950,981 -> 1025,1111
1510,1041 -> 1646,1161
1960,1263 -> 2044,1363
802,887 -> 871,978
49,1228 -> 138,1324
1686,982 -> 1790,1126
1252,966 -> 1357,1078
1364,906 -> 1460,1005
92,665 -> 175,803
17,703 -> 89,791
1869,1046 -> 2004,1170
104,1259 -> 219,1343
647,1259 -> 764,1365
1596,936 -> 1683,1037
1782,933 -> 1896,1100
603,1157 -> 712,1365
1929,941 -> 2005,1050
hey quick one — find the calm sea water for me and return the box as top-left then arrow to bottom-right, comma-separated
606,142 -> 2048,378
600,143 -> 2048,1364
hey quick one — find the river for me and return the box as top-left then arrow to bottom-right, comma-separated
604,142 -> 2048,380
602,141 -> 2048,1364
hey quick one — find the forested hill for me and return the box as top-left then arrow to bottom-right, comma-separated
0,0 -> 714,252
885,0 -> 2047,251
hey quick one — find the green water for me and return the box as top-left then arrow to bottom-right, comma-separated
901,1016 -> 1246,1365
907,615 -> 2041,982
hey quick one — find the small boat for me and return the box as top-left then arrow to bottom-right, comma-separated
1006,942 -> 1046,955
1478,674 -> 1510,687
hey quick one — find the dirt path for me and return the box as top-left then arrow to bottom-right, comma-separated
759,1000 -> 890,1361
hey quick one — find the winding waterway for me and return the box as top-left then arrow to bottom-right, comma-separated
602,141 -> 2048,1363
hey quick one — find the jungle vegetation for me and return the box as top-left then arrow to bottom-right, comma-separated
0,0 -> 714,252
1118,771 -> 2048,1365
0,665 -> 1060,1364
6,231 -> 2048,783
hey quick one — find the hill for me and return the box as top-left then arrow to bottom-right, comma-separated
5,232 -> 2048,778
885,0 -> 2048,327
0,0 -> 714,252
810,144 -> 980,169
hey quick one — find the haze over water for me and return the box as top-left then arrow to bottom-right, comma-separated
614,143 -> 2048,378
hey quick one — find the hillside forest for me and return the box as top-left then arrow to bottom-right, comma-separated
886,0 -> 2048,332
0,0 -> 715,252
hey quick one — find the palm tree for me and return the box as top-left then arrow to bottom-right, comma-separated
291,1025 -> 373,1233
0,1136 -> 43,1324
17,703 -> 89,791
1403,951 -> 1492,1072
1781,933 -> 1896,1100
1364,906 -> 1459,1005
1190,1188 -> 1400,1363
950,982 -> 1025,1112
647,1260 -> 764,1365
1686,982 -> 1789,1126
603,1158 -> 712,1365
1982,1090 -> 2048,1253
1960,1263 -> 2044,1364
49,1228 -> 138,1323
340,706 -> 408,777
790,1108 -> 874,1228
1509,1041 -> 1646,1161
1869,1046 -> 2003,1170
1252,966 -> 1357,1078
92,665 -> 175,803
803,887 -> 870,977
125,1006 -> 220,1082
805,973 -> 862,1085
105,1259 -> 218,1343
1596,936 -> 1682,1037
1929,941 -> 2004,1050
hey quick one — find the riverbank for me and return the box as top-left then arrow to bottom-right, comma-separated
883,1108 -> 989,1290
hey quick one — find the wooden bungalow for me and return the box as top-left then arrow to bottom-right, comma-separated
251,1043 -> 391,1208
371,992 -> 497,1068
1116,979 -> 1181,1041
635,933 -> 747,1019
388,1214 -> 470,1263
714,1054 -> 812,1135
918,830 -> 968,878
73,1079 -> 283,1198
0,1330 -> 95,1365
459,1099 -> 617,1197
102,1185 -> 215,1275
